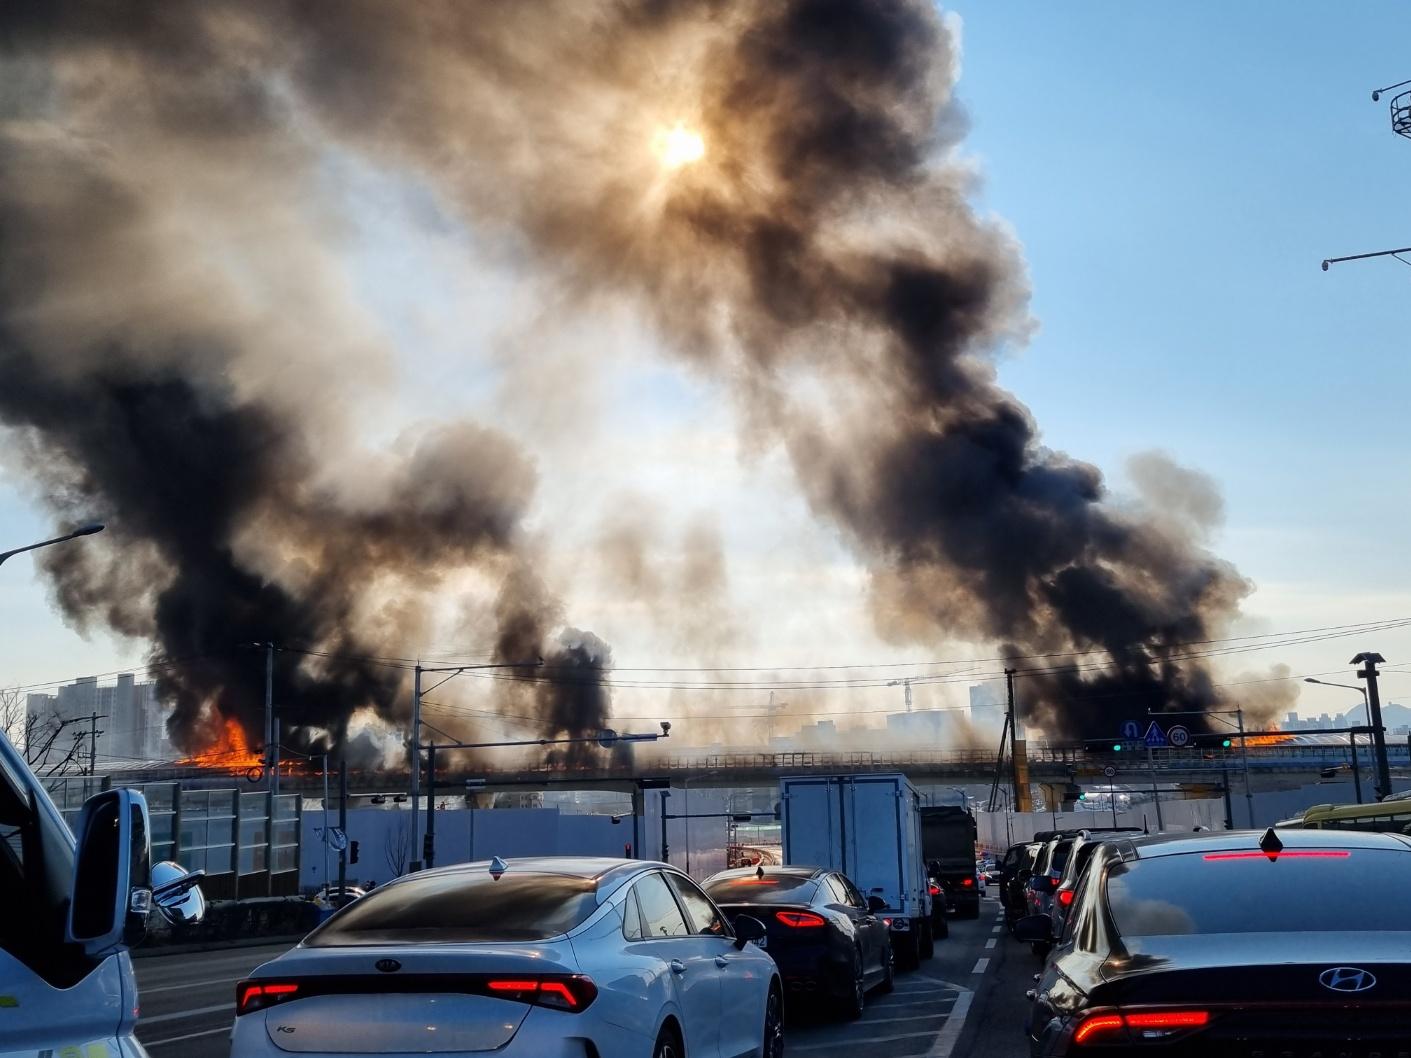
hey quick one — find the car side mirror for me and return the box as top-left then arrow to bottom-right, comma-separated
1013,914 -> 1054,943
152,860 -> 208,926
867,895 -> 887,913
733,914 -> 767,949
66,789 -> 151,957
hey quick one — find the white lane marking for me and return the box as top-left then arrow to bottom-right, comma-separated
971,957 -> 989,974
862,1012 -> 957,1027
140,1026 -> 230,1048
925,988 -> 974,1058
141,976 -> 241,995
991,925 -> 1003,934
984,938 -> 997,950
139,1001 -> 231,1025
869,998 -> 959,1010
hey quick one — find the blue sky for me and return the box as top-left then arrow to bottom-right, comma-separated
3,3 -> 1411,723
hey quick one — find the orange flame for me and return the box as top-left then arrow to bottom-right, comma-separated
1241,733 -> 1295,747
180,717 -> 263,770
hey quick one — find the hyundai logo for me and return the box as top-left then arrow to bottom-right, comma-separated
1318,966 -> 1377,993
375,958 -> 402,973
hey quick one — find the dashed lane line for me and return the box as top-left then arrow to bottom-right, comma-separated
971,957 -> 990,974
984,938 -> 997,950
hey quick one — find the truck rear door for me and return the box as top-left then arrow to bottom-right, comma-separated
781,778 -> 843,869
844,777 -> 905,912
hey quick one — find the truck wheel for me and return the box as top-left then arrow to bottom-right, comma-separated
919,919 -> 935,960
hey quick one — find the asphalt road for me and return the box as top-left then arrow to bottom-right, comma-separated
133,895 -> 1033,1058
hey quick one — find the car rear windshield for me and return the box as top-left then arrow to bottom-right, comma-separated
305,871 -> 599,945
1107,849 -> 1411,936
1049,842 -> 1072,873
704,875 -> 818,904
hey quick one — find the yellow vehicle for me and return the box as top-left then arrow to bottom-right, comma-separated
1276,793 -> 1411,833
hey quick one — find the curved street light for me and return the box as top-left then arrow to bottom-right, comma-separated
0,523 -> 105,568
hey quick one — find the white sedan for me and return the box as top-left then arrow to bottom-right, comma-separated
231,856 -> 783,1058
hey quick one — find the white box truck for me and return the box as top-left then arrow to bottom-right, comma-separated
0,728 -> 206,1058
779,773 -> 935,967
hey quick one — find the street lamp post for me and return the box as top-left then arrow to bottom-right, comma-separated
0,523 -> 104,567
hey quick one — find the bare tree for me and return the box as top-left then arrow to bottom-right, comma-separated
384,813 -> 410,877
0,687 -> 22,746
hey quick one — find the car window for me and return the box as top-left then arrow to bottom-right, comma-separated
705,874 -> 820,904
622,888 -> 645,941
666,873 -> 729,937
1049,841 -> 1073,874
635,872 -> 691,938
1107,848 -> 1411,936
839,876 -> 866,909
822,876 -> 849,904
307,870 -> 599,945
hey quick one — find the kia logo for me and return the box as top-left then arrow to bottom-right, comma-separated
1319,966 -> 1377,993
375,958 -> 402,973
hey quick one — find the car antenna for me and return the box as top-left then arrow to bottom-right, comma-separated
489,855 -> 509,879
1259,827 -> 1284,862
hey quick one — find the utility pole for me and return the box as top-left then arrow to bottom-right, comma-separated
338,760 -> 348,895
1145,742 -> 1164,832
409,664 -> 423,872
1236,706 -> 1255,827
762,691 -> 789,744
424,742 -> 437,870
1007,669 -> 1032,812
660,789 -> 671,863
84,712 -> 107,775
1353,652 -> 1392,800
263,643 -> 276,790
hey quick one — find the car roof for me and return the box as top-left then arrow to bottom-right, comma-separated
410,856 -> 651,885
1119,828 -> 1411,859
704,865 -> 824,882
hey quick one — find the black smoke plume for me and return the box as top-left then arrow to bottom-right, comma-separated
2,0 -> 1254,743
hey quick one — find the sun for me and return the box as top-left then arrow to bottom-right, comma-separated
655,122 -> 706,169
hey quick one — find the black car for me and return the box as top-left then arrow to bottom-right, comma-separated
999,840 -> 1042,928
704,865 -> 894,1020
1015,828 -> 1411,1056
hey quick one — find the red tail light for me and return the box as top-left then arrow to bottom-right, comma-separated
929,884 -> 941,896
961,877 -> 974,888
1074,1010 -> 1210,1045
1058,888 -> 1075,908
1073,1014 -> 1124,1045
775,911 -> 827,928
486,976 -> 598,1012
236,981 -> 299,1015
1203,850 -> 1348,861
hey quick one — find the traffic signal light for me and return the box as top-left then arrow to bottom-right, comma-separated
1221,738 -> 1232,748
348,840 -> 359,865
1078,791 -> 1087,800
1112,743 -> 1123,752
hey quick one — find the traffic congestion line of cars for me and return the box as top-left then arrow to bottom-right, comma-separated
999,824 -> 1411,1057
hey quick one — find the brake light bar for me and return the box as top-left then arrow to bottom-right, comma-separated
1202,851 -> 1349,861
1074,1009 -> 1210,1045
236,982 -> 299,1015
775,911 -> 827,928
485,976 -> 597,1012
